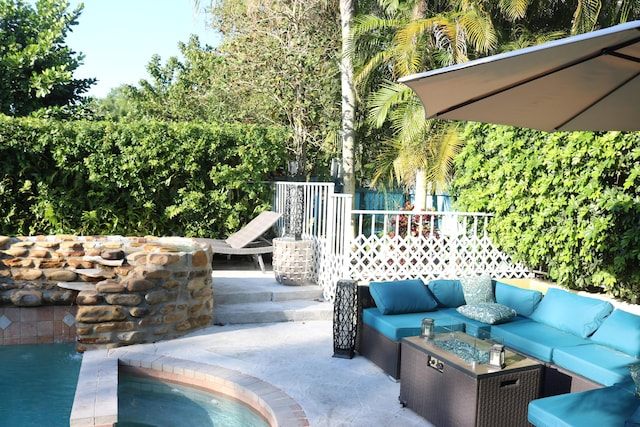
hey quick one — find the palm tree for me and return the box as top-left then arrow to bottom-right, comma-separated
350,0 -> 500,208
340,0 -> 357,200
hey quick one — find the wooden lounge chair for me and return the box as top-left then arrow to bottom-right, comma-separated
196,211 -> 282,273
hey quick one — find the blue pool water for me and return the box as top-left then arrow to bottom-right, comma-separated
117,375 -> 270,427
0,343 -> 82,427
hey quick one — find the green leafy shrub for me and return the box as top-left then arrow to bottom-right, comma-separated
0,115 -> 288,237
452,123 -> 640,301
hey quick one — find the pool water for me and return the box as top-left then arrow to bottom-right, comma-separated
117,375 -> 270,427
0,343 -> 82,427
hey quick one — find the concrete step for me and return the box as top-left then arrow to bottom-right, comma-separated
214,282 -> 324,305
213,300 -> 334,324
211,258 -> 332,325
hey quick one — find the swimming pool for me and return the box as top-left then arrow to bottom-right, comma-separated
118,375 -> 270,427
0,343 -> 82,427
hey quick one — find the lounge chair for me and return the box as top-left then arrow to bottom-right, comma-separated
196,211 -> 282,273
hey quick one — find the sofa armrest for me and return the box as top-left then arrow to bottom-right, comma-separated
356,284 -> 376,352
358,284 -> 377,311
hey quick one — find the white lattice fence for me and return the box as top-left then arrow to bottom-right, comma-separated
346,210 -> 533,284
273,183 -> 533,302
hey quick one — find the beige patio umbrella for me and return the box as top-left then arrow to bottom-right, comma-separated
399,20 -> 640,132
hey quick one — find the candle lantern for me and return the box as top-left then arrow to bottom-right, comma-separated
489,344 -> 506,369
421,318 -> 435,341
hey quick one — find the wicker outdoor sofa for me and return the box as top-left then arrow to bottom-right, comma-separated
355,277 -> 640,426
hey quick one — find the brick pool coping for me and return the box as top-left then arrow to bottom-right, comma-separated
70,350 -> 309,427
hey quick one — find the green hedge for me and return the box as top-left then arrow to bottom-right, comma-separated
452,123 -> 640,301
0,116 -> 288,237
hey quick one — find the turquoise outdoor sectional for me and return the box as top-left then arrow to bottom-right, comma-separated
356,276 -> 640,426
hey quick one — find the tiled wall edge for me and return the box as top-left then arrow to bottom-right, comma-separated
70,350 -> 310,427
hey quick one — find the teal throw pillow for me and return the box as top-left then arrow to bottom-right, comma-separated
460,273 -> 495,305
369,279 -> 438,315
591,309 -> 640,357
457,302 -> 517,325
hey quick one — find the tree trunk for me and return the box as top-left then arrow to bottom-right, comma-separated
414,169 -> 428,210
340,0 -> 356,201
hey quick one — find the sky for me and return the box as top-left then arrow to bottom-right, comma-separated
59,0 -> 221,98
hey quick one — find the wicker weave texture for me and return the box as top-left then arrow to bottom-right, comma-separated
356,285 -> 377,353
360,323 -> 402,379
333,280 -> 358,358
273,238 -> 313,285
400,339 -> 542,427
476,368 -> 542,426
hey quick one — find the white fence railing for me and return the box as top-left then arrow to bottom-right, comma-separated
273,182 -> 532,302
347,210 -> 532,285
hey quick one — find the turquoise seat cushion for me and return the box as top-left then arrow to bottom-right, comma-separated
552,344 -> 640,386
627,406 -> 640,427
590,309 -> 640,357
529,288 -> 613,338
495,281 -> 543,317
459,273 -> 495,304
369,279 -> 438,315
491,319 -> 591,362
426,279 -> 466,308
457,302 -> 517,325
362,308 -> 464,341
528,385 -> 639,427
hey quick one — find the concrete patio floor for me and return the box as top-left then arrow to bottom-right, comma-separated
114,258 -> 433,426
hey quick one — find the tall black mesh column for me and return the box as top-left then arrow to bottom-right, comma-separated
284,183 -> 304,240
333,279 -> 357,359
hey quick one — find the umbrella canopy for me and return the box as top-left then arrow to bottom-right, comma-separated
399,21 -> 640,132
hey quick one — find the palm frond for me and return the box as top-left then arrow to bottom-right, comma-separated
394,17 -> 447,74
367,81 -> 414,128
459,8 -> 498,54
353,50 -> 394,86
352,14 -> 405,36
390,98 -> 428,144
499,0 -> 530,20
572,0 -> 602,34
369,139 -> 405,188
428,123 -> 464,190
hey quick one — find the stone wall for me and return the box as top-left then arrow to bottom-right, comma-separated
0,235 -> 213,351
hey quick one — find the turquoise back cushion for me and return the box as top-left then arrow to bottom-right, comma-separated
495,281 -> 543,317
590,309 -> 640,357
529,288 -> 613,338
427,279 -> 466,308
369,279 -> 438,315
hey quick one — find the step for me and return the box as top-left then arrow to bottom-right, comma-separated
213,300 -> 334,325
211,262 -> 331,324
212,267 -> 324,303
214,283 -> 324,305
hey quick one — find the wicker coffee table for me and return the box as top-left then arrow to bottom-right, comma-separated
399,335 -> 542,427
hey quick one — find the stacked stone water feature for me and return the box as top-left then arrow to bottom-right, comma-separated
0,235 -> 213,352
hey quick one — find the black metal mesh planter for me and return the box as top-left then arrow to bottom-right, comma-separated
333,279 -> 358,359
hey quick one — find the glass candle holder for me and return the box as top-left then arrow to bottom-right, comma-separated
489,344 -> 505,369
421,318 -> 435,341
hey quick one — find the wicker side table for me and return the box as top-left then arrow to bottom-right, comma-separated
399,336 -> 542,427
272,238 -> 313,286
